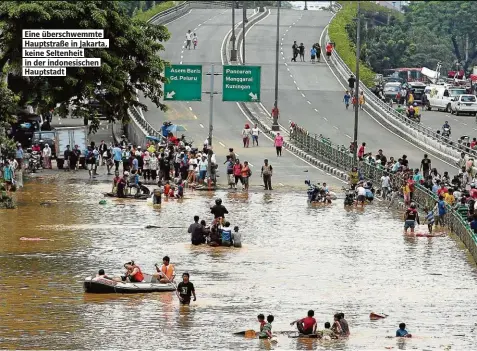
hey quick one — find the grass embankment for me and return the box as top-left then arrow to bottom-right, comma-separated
133,1 -> 183,23
329,1 -> 400,87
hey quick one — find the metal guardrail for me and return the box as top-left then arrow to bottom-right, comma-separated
290,125 -> 477,262
329,3 -> 476,160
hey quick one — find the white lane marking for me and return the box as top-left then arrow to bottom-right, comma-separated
248,163 -> 254,167
297,87 -> 300,90
301,93 -> 306,98
454,118 -> 458,122
287,68 -> 290,71
279,182 -> 284,186
462,122 -> 468,126
345,134 -> 352,139
235,153 -> 240,157
219,142 -> 226,147
333,126 -> 339,130
189,107 -> 193,111
314,108 -> 318,112
293,80 -> 297,84
319,23 -> 457,170
474,128 -> 477,131
235,102 -> 346,184
284,62 -> 287,66
199,123 -> 204,128
198,23 -> 201,27
307,101 -> 311,105
290,74 -> 293,78
323,117 -> 328,121
193,115 -> 197,119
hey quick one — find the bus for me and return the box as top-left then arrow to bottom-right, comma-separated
383,68 -> 425,83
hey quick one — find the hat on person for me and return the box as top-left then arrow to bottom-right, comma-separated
137,146 -> 141,149
124,171 -> 129,176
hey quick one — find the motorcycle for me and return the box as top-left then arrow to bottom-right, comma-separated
28,151 -> 41,173
343,187 -> 355,206
305,180 -> 332,203
442,127 -> 451,138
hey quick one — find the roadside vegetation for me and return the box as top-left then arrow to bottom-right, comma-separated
0,0 -> 170,137
330,1 -> 477,82
133,1 -> 181,22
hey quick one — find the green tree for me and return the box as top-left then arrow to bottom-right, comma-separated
0,0 -> 170,133
0,82 -> 18,154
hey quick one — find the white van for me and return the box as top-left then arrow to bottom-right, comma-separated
426,85 -> 467,112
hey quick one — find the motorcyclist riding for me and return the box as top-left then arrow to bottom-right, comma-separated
210,198 -> 229,219
442,121 -> 451,137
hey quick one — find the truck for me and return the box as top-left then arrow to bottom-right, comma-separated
54,126 -> 88,169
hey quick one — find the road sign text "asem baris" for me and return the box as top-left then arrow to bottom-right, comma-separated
164,64 -> 202,101
222,65 -> 261,102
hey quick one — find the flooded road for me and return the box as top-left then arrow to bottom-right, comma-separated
1,175 -> 477,350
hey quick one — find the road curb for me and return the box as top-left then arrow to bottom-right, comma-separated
223,8 -> 350,183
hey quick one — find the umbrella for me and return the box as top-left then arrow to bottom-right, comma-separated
166,124 -> 187,134
146,135 -> 161,142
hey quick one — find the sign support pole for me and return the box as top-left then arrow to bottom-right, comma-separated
205,64 -> 221,188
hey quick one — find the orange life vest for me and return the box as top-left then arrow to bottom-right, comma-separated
161,264 -> 174,280
131,265 -> 144,282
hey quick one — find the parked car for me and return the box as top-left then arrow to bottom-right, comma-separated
426,85 -> 467,112
383,82 -> 403,102
450,94 -> 477,116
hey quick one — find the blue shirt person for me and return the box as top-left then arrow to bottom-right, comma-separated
396,323 -> 412,338
343,92 -> 351,106
113,146 -> 122,162
221,221 -> 233,246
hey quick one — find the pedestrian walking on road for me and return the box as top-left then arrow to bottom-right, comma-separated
420,154 -> 431,179
274,133 -> 284,156
233,159 -> 243,190
42,144 -> 52,169
292,41 -> 298,62
241,161 -> 251,191
299,43 -> 305,62
193,33 -> 198,49
185,30 -> 192,49
261,159 -> 273,190
242,124 -> 251,148
310,46 -> 317,64
252,124 -> 260,146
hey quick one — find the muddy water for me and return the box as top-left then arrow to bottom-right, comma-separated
1,175 -> 477,350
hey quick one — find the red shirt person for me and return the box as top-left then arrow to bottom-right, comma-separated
290,310 -> 317,335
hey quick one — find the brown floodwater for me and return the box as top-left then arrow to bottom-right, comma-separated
1,174 -> 477,350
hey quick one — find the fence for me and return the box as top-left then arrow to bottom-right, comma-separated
290,125 -> 477,262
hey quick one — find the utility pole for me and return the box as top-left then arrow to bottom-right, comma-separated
205,64 -> 221,188
242,0 -> 247,64
230,1 -> 237,61
272,1 -> 281,131
353,1 -> 361,165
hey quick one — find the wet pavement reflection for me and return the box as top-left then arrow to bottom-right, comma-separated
1,175 -> 477,350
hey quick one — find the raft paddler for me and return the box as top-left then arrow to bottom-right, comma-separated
153,256 -> 175,283
122,261 -> 144,282
290,310 -> 317,335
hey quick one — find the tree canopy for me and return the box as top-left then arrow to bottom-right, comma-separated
345,1 -> 477,74
0,0 -> 170,132
0,82 -> 19,154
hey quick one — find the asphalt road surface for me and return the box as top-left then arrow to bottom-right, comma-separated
140,9 -> 345,189
244,8 -> 455,173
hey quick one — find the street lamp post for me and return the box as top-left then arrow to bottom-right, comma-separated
230,1 -> 237,61
271,1 -> 281,131
304,1 -> 308,10
242,0 -> 247,64
353,1 -> 361,165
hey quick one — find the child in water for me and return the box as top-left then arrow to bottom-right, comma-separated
257,314 -> 266,331
232,226 -> 242,248
258,315 -> 274,339
396,323 -> 412,338
321,322 -> 335,340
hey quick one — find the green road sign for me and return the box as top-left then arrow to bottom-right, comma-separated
222,65 -> 261,102
164,65 -> 202,101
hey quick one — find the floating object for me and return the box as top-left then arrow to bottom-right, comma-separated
20,237 -> 52,242
232,330 -> 257,338
99,200 -> 107,205
103,192 -> 149,200
288,333 -> 319,339
415,233 -> 446,237
370,312 -> 388,320
83,274 -> 176,294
